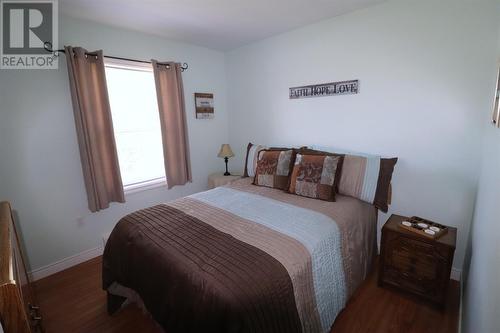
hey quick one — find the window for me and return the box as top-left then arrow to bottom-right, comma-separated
105,59 -> 166,192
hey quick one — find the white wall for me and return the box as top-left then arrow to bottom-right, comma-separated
462,11 -> 500,332
0,16 -> 228,270
462,119 -> 500,332
226,0 -> 500,272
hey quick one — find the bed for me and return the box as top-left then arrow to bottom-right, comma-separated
102,177 -> 378,333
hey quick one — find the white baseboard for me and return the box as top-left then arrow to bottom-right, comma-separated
29,246 -> 104,281
451,267 -> 462,281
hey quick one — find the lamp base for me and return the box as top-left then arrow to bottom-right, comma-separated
224,157 -> 230,176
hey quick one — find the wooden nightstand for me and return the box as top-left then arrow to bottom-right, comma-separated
208,173 -> 242,189
378,214 -> 457,308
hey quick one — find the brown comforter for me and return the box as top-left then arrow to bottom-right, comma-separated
103,178 -> 377,332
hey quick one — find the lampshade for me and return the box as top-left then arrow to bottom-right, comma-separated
217,144 -> 235,158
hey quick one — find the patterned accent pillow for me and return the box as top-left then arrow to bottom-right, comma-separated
297,148 -> 345,192
288,153 -> 343,201
243,142 -> 296,178
253,150 -> 294,190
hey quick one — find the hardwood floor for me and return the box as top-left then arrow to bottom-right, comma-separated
34,256 -> 459,333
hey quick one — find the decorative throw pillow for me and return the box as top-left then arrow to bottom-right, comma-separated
288,153 -> 343,201
297,148 -> 345,192
253,149 -> 295,190
310,145 -> 397,212
243,142 -> 297,178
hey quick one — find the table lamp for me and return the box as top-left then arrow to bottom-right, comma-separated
217,144 -> 235,176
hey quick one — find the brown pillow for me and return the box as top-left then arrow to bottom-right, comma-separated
288,153 -> 343,201
297,148 -> 345,192
253,149 -> 295,190
243,143 -> 293,178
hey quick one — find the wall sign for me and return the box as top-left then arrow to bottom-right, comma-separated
194,93 -> 214,119
289,80 -> 359,99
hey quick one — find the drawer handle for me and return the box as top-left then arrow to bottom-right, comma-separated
29,304 -> 40,311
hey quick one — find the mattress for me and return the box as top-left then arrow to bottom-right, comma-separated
102,178 -> 377,332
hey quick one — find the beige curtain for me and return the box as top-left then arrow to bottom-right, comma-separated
152,60 -> 192,188
65,46 -> 125,212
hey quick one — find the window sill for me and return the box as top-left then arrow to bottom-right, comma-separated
124,177 -> 167,195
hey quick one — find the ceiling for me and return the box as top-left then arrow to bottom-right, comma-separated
60,0 -> 385,51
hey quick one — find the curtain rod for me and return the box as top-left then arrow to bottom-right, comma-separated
43,42 -> 188,72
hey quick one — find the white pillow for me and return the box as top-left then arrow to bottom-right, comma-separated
246,143 -> 266,177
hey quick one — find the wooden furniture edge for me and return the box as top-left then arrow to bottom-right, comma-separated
0,201 -> 13,285
0,201 -> 32,333
0,283 -> 31,333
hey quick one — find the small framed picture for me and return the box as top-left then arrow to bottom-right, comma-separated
194,93 -> 214,119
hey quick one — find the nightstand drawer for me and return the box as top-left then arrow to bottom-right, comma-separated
389,237 -> 438,280
384,268 -> 438,296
